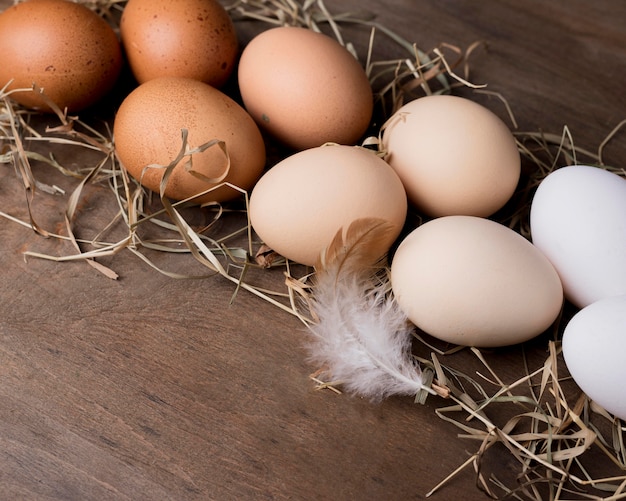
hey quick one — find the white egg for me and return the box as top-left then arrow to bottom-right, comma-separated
530,165 -> 626,308
562,294 -> 626,421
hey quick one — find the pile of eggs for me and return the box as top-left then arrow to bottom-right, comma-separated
1,0 -> 624,419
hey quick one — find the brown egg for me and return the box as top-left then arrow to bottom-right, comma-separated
249,144 -> 407,266
0,0 -> 122,113
382,95 -> 521,217
120,0 -> 238,87
113,77 -> 266,204
238,27 -> 374,151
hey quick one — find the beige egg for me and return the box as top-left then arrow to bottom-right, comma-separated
391,216 -> 563,347
113,77 -> 266,204
382,95 -> 521,217
249,145 -> 407,266
120,0 -> 238,87
238,26 -> 373,151
0,0 -> 122,113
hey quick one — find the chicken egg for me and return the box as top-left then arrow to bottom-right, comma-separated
530,164 -> 626,308
562,294 -> 626,421
238,26 -> 373,151
249,144 -> 407,266
391,216 -> 563,347
120,0 -> 238,87
382,95 -> 521,217
0,0 -> 122,113
113,77 -> 266,204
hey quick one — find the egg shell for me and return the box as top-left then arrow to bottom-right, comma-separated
0,0 -> 122,113
237,26 -> 373,151
530,165 -> 626,308
249,145 -> 407,266
391,216 -> 563,347
120,0 -> 238,87
562,294 -> 626,421
382,95 -> 521,217
113,77 -> 266,204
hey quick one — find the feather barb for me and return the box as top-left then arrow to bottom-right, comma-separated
315,217 -> 396,276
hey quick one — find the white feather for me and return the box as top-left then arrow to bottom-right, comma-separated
306,218 -> 432,402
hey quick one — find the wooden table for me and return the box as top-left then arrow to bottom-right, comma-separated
1,1 -> 625,499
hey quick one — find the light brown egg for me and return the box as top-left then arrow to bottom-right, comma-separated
391,216 -> 563,348
113,77 -> 266,204
382,95 -> 521,217
0,0 -> 122,113
249,144 -> 407,266
120,0 -> 238,87
238,26 -> 373,151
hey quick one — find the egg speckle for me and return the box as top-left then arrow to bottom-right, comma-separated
0,0 -> 122,112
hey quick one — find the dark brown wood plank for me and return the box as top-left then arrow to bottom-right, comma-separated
1,1 -> 625,500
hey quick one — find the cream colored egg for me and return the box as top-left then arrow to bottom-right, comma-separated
382,95 -> 521,217
238,27 -> 373,151
391,216 -> 563,347
249,145 -> 407,266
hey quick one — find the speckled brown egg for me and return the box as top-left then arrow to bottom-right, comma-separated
0,0 -> 122,113
113,77 -> 266,204
238,26 -> 374,151
120,0 -> 238,87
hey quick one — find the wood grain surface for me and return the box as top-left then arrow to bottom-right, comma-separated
1,1 -> 625,500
